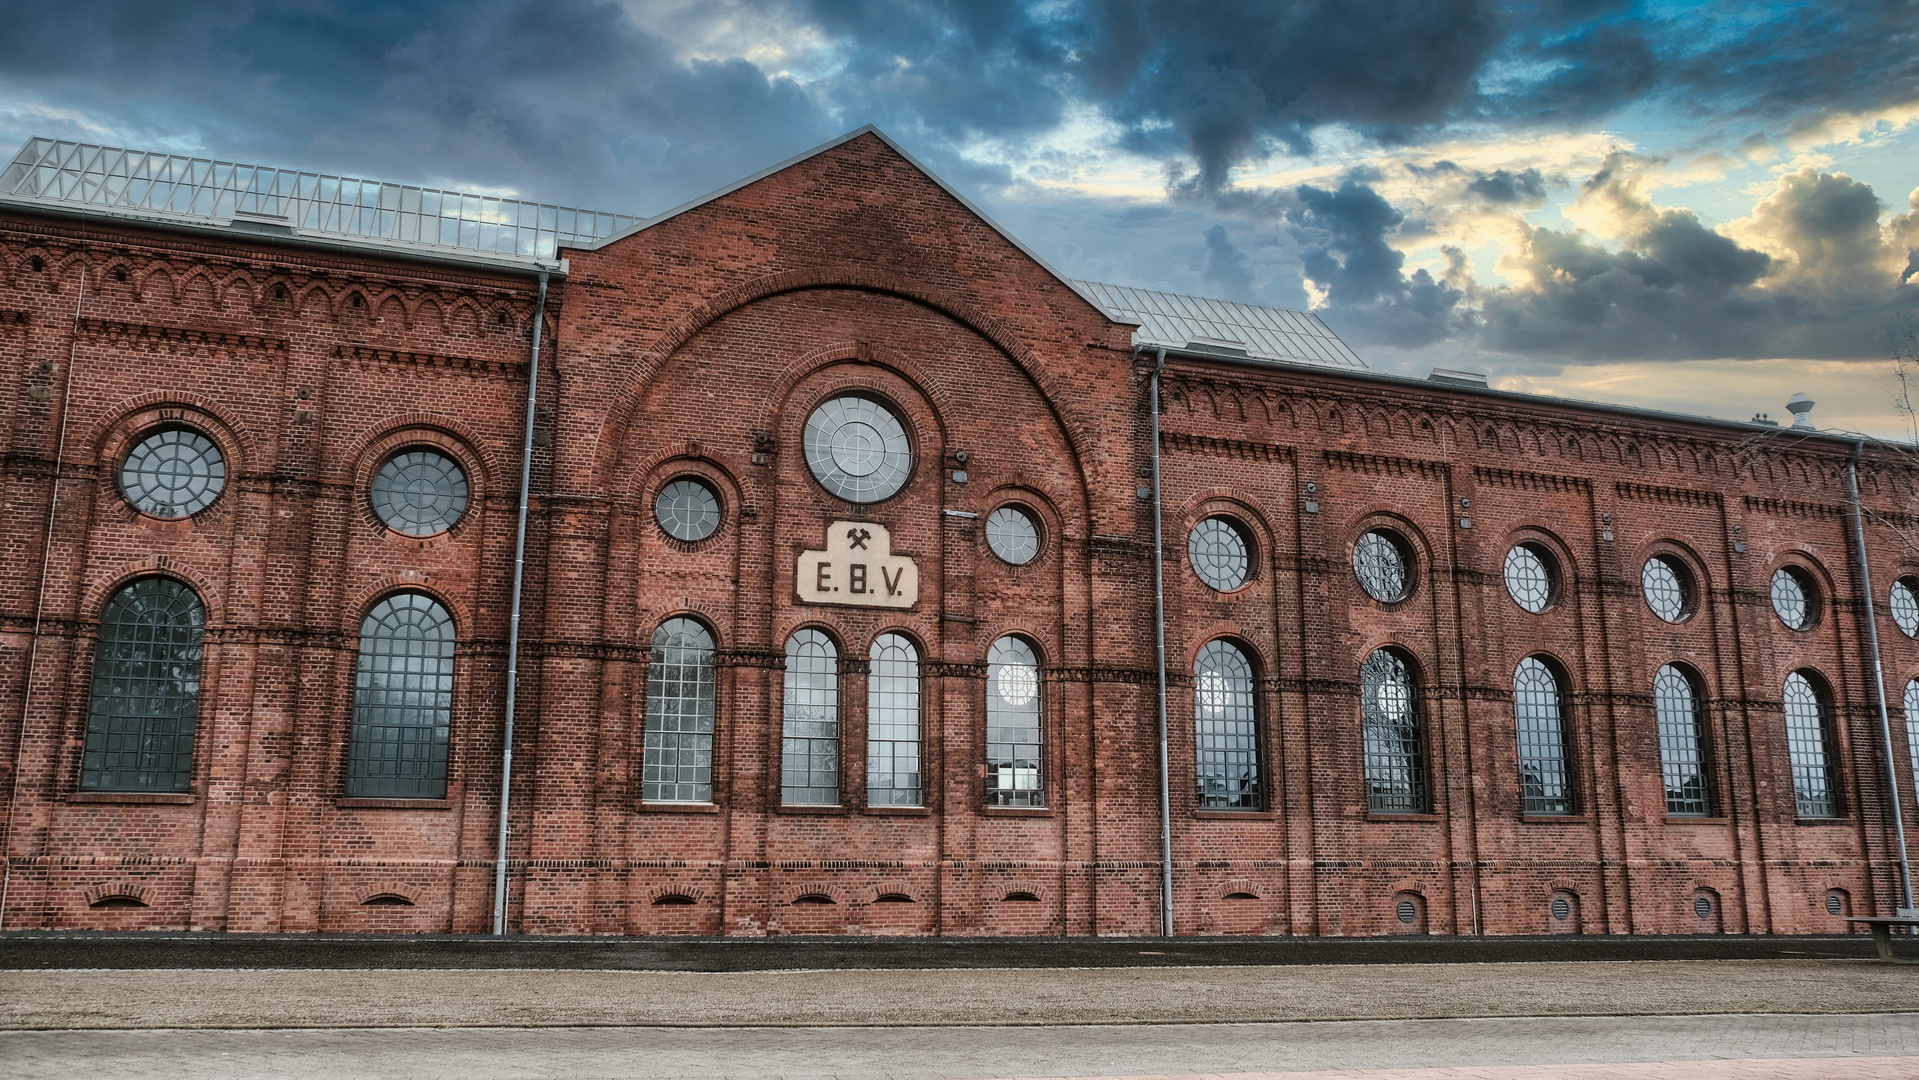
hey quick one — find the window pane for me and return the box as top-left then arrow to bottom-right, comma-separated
781,629 -> 839,805
655,478 -> 721,542
1642,557 -> 1688,622
1655,664 -> 1712,816
1513,657 -> 1573,815
1194,640 -> 1261,809
1360,649 -> 1425,812
1783,671 -> 1838,818
986,637 -> 1043,807
120,428 -> 225,519
1906,679 -> 1919,810
868,634 -> 922,807
986,506 -> 1041,565
644,618 -> 717,802
1503,544 -> 1552,613
371,450 -> 469,536
81,578 -> 206,792
1771,568 -> 1810,630
346,592 -> 454,799
1189,517 -> 1249,591
1891,579 -> 1919,638
1355,531 -> 1409,602
803,396 -> 912,503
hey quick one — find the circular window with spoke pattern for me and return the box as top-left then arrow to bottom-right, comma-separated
120,427 -> 226,519
1891,577 -> 1919,638
1771,566 -> 1817,630
1642,555 -> 1692,623
1503,543 -> 1555,613
656,478 -> 721,542
986,505 -> 1041,565
802,396 -> 912,503
1355,530 -> 1412,603
1189,516 -> 1251,591
371,449 -> 469,536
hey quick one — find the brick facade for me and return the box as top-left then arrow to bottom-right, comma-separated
1,131 -> 1912,936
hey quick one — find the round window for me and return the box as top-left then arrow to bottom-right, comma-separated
655,478 -> 721,542
1891,578 -> 1919,638
986,505 -> 1041,565
1503,543 -> 1554,613
802,395 -> 912,503
1642,556 -> 1691,623
371,449 -> 469,536
120,427 -> 226,518
1771,567 -> 1816,630
1354,530 -> 1411,603
1189,517 -> 1251,591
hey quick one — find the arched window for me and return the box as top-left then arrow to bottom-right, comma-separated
1513,657 -> 1574,815
1360,649 -> 1426,813
1194,640 -> 1261,809
1655,664 -> 1712,816
986,636 -> 1043,807
644,618 -> 717,803
1783,671 -> 1839,818
868,633 -> 922,807
1905,678 -> 1919,801
346,592 -> 454,799
781,629 -> 839,805
80,578 -> 206,792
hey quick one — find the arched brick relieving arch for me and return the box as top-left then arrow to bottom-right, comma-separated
586,266 -> 1108,490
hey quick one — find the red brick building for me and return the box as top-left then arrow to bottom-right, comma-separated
2,128 -> 1914,937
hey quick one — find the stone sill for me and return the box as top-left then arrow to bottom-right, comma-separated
1521,814 -> 1591,824
1195,809 -> 1276,820
773,804 -> 848,816
337,797 -> 453,809
1796,816 -> 1853,826
68,791 -> 196,805
1367,812 -> 1440,823
980,806 -> 1054,818
637,801 -> 721,814
864,805 -> 932,816
1665,815 -> 1731,825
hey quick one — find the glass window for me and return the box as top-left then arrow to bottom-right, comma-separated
1503,544 -> 1554,613
986,636 -> 1043,807
120,428 -> 225,519
1906,679 -> 1919,811
644,618 -> 717,802
1783,671 -> 1839,818
1771,567 -> 1813,630
1189,516 -> 1250,591
868,634 -> 922,807
655,478 -> 721,542
986,505 -> 1042,565
1642,556 -> 1691,622
781,629 -> 839,805
1194,640 -> 1261,809
1891,578 -> 1919,638
1513,657 -> 1574,815
1355,530 -> 1411,603
346,592 -> 455,798
1655,664 -> 1712,816
371,449 -> 469,536
803,395 -> 912,503
80,578 -> 206,792
1360,649 -> 1426,812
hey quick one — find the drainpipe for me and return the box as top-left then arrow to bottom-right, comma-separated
1149,346 -> 1174,937
1848,438 -> 1915,913
493,268 -> 550,936
0,268 -> 86,932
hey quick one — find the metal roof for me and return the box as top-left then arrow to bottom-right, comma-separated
1072,279 -> 1366,370
0,137 -> 635,266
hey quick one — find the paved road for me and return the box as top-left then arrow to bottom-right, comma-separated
4,1013 -> 1916,1080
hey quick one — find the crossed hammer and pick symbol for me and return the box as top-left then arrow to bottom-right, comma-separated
846,528 -> 872,550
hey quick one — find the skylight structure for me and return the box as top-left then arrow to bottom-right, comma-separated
1073,279 -> 1366,370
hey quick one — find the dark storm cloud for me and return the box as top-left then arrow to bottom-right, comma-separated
1200,224 -> 1255,301
1466,168 -> 1547,204
1282,180 -> 1465,348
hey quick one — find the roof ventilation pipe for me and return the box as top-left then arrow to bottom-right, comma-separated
1788,393 -> 1816,429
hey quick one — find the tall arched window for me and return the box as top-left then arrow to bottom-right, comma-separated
868,633 -> 922,807
1513,657 -> 1574,815
781,629 -> 839,805
1360,649 -> 1426,813
986,636 -> 1043,807
1783,671 -> 1839,818
1905,678 -> 1919,802
80,578 -> 207,792
1655,664 -> 1712,816
644,618 -> 717,803
1195,640 -> 1261,809
346,592 -> 454,799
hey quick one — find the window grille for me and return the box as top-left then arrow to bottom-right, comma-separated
120,428 -> 225,519
80,578 -> 206,792
1770,567 -> 1812,630
1194,640 -> 1261,809
345,592 -> 454,798
370,450 -> 469,536
1189,517 -> 1250,591
986,636 -> 1043,806
1642,556 -> 1689,622
1354,530 -> 1410,602
802,396 -> 912,503
986,506 -> 1042,565
655,478 -> 721,542
781,629 -> 839,805
1655,664 -> 1712,816
1905,679 -> 1919,810
1891,578 -> 1919,638
1783,671 -> 1838,818
868,634 -> 922,806
1513,657 -> 1574,815
1503,544 -> 1553,613
644,618 -> 717,802
1360,649 -> 1426,812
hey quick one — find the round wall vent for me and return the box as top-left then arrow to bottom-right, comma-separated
1396,899 -> 1417,924
1551,896 -> 1571,921
1694,895 -> 1713,920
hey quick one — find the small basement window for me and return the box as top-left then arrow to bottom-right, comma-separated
90,895 -> 148,908
361,894 -> 414,906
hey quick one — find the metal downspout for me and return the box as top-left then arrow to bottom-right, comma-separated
1150,346 -> 1174,937
493,268 -> 550,936
1848,439 -> 1915,913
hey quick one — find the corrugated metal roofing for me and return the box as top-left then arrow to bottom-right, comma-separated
0,137 -> 635,264
1072,279 -> 1366,370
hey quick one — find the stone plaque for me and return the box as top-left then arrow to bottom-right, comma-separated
795,521 -> 918,609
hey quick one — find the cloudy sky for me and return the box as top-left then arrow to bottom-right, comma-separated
3,1 -> 1916,434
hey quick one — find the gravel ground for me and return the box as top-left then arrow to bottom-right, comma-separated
2,959 -> 1914,1029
